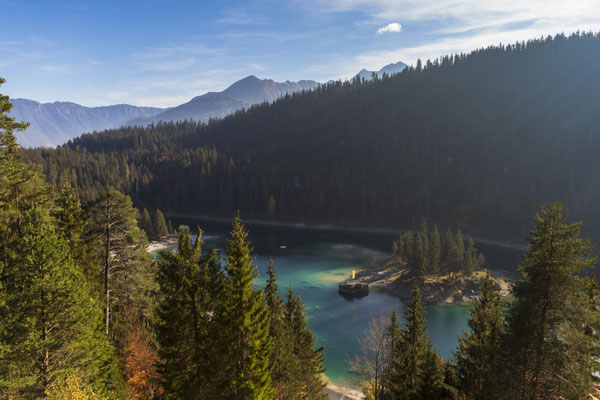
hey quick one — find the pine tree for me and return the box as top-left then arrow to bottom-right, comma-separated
264,259 -> 288,399
156,226 -> 225,399
53,180 -> 100,290
501,203 -> 597,399
222,216 -> 273,399
454,229 -> 465,273
419,347 -> 444,400
462,238 -> 478,276
140,208 -> 154,239
429,225 -> 441,276
455,272 -> 503,399
0,208 -> 120,398
382,309 -> 401,400
388,286 -> 433,399
441,229 -> 455,275
283,286 -> 326,399
153,209 -> 168,238
85,189 -> 155,348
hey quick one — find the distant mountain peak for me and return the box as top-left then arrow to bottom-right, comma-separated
12,74 -> 320,148
354,61 -> 408,81
129,75 -> 320,128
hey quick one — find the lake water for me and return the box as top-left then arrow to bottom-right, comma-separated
167,216 -> 523,387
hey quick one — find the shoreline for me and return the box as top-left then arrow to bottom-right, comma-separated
165,212 -> 526,251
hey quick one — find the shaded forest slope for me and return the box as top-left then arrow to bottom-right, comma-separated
24,32 -> 600,241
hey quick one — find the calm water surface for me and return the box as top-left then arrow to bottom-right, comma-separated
168,216 -> 522,386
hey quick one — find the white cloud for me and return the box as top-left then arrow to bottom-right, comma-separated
302,0 -> 600,82
377,22 -> 402,34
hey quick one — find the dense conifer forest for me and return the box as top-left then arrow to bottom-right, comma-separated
2,31 -> 600,398
23,32 -> 600,241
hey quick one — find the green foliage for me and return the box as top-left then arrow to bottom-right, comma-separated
0,83 -> 121,399
153,209 -> 168,238
454,272 -> 504,399
387,286 -> 442,399
221,216 -> 273,399
85,189 -> 155,349
282,286 -> 327,399
500,202 -> 598,399
264,259 -> 289,398
21,33 -> 600,241
393,224 -> 484,278
0,208 -> 120,398
0,77 -> 29,155
156,226 -> 225,399
139,208 -> 154,239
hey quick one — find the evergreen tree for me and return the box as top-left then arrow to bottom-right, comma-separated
264,258 -> 289,398
153,209 -> 168,238
455,272 -> 503,399
429,225 -> 441,276
53,180 -> 99,289
85,189 -> 155,348
501,203 -> 598,399
382,309 -> 401,400
0,208 -> 120,398
156,226 -> 225,399
454,230 -> 465,273
222,216 -> 273,399
283,286 -> 327,399
388,286 -> 435,399
419,348 -> 444,400
140,208 -> 154,239
462,239 -> 478,276
441,229 -> 455,275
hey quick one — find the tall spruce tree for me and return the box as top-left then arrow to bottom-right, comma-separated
388,286 -> 438,399
140,208 -> 154,239
429,225 -> 442,276
419,347 -> 444,400
53,180 -> 100,290
382,309 -> 401,400
454,272 -> 503,399
283,286 -> 327,399
500,203 -> 598,399
264,259 -> 289,398
153,209 -> 168,238
156,226 -> 225,399
0,208 -> 120,398
222,216 -> 273,399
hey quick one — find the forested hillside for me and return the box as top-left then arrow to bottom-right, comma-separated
24,32 -> 600,241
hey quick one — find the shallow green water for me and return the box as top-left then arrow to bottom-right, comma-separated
167,216 -> 522,386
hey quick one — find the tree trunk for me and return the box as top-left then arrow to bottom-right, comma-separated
104,203 -> 110,337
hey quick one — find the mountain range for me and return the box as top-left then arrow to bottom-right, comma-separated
10,100 -> 163,148
128,76 -> 319,127
11,63 -> 403,148
354,61 -> 408,81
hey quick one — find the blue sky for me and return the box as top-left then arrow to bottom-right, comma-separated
1,0 -> 599,107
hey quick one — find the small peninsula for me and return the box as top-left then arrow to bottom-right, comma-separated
340,223 -> 510,303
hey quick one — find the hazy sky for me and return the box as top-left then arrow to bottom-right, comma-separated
1,0 -> 599,107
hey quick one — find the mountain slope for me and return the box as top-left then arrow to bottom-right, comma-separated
10,99 -> 163,148
24,33 -> 600,241
129,75 -> 319,125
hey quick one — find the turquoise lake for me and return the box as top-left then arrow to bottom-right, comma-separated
167,216 -> 523,387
